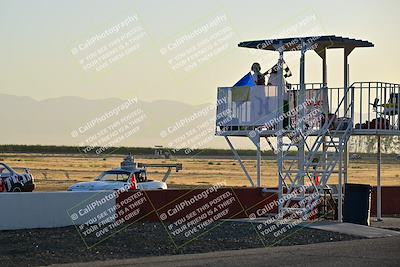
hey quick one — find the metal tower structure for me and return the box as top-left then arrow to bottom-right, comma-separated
215,36 -> 400,221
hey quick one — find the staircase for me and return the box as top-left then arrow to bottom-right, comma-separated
278,85 -> 354,219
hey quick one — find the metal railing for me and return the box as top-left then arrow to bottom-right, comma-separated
351,82 -> 400,131
286,82 -> 399,133
216,82 -> 400,135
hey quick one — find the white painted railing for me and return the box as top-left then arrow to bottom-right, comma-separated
216,82 -> 400,135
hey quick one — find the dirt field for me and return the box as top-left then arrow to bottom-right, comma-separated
0,153 -> 399,191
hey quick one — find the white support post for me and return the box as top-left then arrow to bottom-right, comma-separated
340,47 -> 353,222
321,49 -> 327,87
344,55 -> 349,187
299,42 -> 306,196
344,63 -> 351,185
249,132 -> 261,187
344,147 -> 349,185
338,151 -> 343,222
256,139 -> 261,187
277,43 -> 284,215
344,58 -> 348,110
377,135 -> 383,221
225,136 -> 255,187
343,49 -> 353,187
318,48 -> 328,170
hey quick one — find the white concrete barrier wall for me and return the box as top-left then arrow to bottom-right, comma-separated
0,192 -> 117,231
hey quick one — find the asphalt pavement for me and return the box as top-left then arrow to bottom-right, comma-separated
53,235 -> 400,267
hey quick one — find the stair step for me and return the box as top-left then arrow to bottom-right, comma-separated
284,196 -> 315,201
307,162 -> 336,167
282,170 -> 300,174
283,156 -> 299,161
281,207 -> 308,213
263,189 -> 279,193
284,185 -> 314,195
278,117 -> 352,207
309,170 -> 345,174
282,143 -> 299,147
326,144 -> 341,147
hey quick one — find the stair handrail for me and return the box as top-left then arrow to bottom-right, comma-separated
285,85 -> 353,195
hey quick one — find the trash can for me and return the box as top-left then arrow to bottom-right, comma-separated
343,183 -> 372,225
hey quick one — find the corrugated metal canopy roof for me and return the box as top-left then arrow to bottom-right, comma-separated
238,35 -> 374,51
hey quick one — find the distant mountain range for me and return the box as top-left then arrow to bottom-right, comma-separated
0,94 -> 229,150
2,94 -> 395,154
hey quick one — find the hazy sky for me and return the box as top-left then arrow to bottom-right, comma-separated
1,0 -> 399,106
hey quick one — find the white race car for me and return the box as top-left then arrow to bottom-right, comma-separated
68,155 -> 181,191
67,168 -> 167,191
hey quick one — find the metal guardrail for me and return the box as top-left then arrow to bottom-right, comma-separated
351,82 -> 400,131
216,82 -> 400,135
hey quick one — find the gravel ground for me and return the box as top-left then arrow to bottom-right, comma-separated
0,221 -> 362,267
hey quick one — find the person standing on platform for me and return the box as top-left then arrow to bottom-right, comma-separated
251,62 -> 268,85
267,63 -> 292,129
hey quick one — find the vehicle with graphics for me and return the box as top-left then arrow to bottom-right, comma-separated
68,154 -> 182,191
0,162 -> 35,192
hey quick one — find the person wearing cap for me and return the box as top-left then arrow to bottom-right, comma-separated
267,65 -> 291,128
